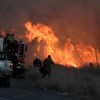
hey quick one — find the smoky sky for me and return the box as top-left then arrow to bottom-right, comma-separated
0,0 -> 100,46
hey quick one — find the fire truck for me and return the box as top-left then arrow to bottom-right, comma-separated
0,33 -> 27,78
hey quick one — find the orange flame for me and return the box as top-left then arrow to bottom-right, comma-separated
25,21 -> 100,67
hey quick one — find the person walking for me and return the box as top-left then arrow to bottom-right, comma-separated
11,53 -> 18,78
33,56 -> 42,79
42,55 -> 54,78
33,56 -> 42,67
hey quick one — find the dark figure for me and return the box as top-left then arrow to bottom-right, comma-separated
33,56 -> 42,67
89,62 -> 94,68
41,55 -> 54,78
11,53 -> 18,77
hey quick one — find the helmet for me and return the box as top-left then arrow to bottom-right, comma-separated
36,56 -> 39,59
48,55 -> 51,58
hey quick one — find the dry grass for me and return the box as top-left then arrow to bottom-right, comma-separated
25,64 -> 100,100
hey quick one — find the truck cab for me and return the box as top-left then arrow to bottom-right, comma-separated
0,33 -> 27,78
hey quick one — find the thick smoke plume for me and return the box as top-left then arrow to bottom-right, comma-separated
0,0 -> 100,65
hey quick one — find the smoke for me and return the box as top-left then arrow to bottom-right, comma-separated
0,0 -> 100,64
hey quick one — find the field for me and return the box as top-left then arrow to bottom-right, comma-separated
25,64 -> 100,100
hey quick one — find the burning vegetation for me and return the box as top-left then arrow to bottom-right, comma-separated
24,21 -> 100,68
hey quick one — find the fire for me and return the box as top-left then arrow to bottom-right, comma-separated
25,21 -> 100,67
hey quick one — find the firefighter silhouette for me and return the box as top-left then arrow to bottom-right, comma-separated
11,53 -> 18,77
40,55 -> 54,78
33,56 -> 42,67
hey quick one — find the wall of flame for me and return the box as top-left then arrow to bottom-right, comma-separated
24,21 -> 100,68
